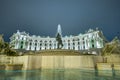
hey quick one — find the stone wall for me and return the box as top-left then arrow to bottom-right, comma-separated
0,55 -> 103,70
0,54 -> 119,70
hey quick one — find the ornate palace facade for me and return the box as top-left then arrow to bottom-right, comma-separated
10,24 -> 105,51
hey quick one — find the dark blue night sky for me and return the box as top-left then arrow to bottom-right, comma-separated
0,0 -> 120,42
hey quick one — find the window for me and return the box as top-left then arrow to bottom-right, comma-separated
73,43 -> 75,45
30,42 -> 32,45
35,43 -> 37,45
29,47 -> 31,50
68,47 -> 70,49
21,41 -> 23,44
35,47 -> 36,51
92,44 -> 94,48
83,41 -> 85,44
40,43 -> 42,46
21,45 -> 23,49
72,39 -> 75,42
83,46 -> 85,49
35,40 -> 37,42
78,46 -> 80,50
40,40 -> 42,43
29,40 -> 32,42
82,38 -> 84,40
68,43 -> 70,46
91,40 -> 94,43
22,37 -> 24,40
45,44 -> 47,46
68,40 -> 70,43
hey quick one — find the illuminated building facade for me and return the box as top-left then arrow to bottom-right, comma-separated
10,24 -> 105,52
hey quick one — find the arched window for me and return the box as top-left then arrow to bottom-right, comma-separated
49,41 -> 52,47
21,41 -> 23,49
92,44 -> 94,48
91,40 -> 94,48
68,43 -> 70,46
68,40 -> 70,42
45,44 -> 47,46
35,40 -> 37,42
40,43 -> 42,46
91,39 -> 94,43
83,46 -> 85,49
44,41 -> 47,47
83,41 -> 85,44
21,45 -> 23,49
29,46 -> 31,50
82,38 -> 84,40
73,43 -> 75,45
35,47 -> 36,51
78,42 -> 80,45
35,43 -> 37,46
78,46 -> 80,50
45,40 -> 47,43
22,37 -> 24,40
30,42 -> 32,45
21,41 -> 23,44
68,46 -> 70,49
54,44 -> 56,47
40,40 -> 42,43
73,39 -> 75,42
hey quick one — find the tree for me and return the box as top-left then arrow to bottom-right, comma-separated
0,35 -> 17,56
4,42 -> 17,56
56,33 -> 63,49
102,37 -> 120,56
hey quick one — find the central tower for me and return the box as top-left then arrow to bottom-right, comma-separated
57,24 -> 62,37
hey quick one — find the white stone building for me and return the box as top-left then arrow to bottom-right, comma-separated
10,24 -> 105,52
